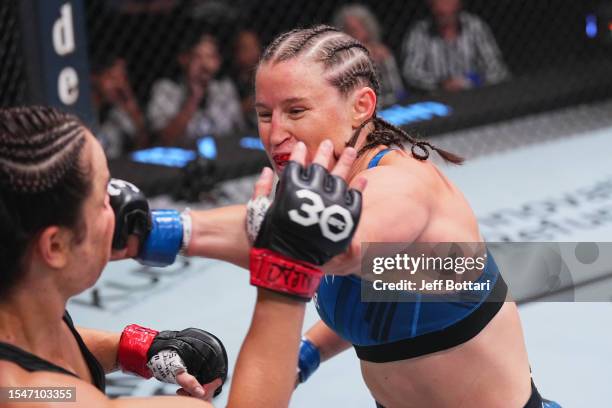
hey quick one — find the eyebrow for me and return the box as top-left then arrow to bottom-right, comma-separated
254,97 -> 308,109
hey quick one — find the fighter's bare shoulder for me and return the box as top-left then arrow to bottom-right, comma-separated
353,149 -> 440,206
349,150 -> 439,242
0,361 -> 108,408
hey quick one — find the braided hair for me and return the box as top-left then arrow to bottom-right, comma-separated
0,106 -> 90,296
259,25 -> 463,164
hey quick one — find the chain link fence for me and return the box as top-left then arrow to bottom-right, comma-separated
2,1 -> 612,155
84,1 -> 612,89
0,0 -> 29,107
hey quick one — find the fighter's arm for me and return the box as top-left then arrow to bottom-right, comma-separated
229,141 -> 364,407
227,290 -> 307,408
75,327 -> 120,373
296,164 -> 431,381
74,323 -> 227,400
107,181 -> 250,269
303,320 -> 351,363
4,368 -> 212,408
300,172 -> 430,374
186,205 -> 250,269
323,164 -> 430,277
10,294 -> 305,408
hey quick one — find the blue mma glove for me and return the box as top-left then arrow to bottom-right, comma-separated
108,179 -> 190,267
297,337 -> 321,384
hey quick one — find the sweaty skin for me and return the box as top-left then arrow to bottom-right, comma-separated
186,54 -> 533,407
256,57 -> 532,407
0,127 -> 361,408
311,147 -> 533,408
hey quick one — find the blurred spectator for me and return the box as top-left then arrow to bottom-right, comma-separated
333,4 -> 406,106
91,56 -> 150,158
401,0 -> 509,93
147,33 -> 245,146
231,29 -> 262,130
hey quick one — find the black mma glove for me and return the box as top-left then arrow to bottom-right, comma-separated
118,324 -> 228,397
108,179 -> 151,249
249,161 -> 362,301
108,178 -> 191,266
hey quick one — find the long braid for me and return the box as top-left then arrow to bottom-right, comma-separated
370,117 -> 464,164
259,25 -> 463,165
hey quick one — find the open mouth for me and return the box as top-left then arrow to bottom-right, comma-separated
272,153 -> 291,171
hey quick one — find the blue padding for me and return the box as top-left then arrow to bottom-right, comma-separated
131,147 -> 196,168
197,136 -> 218,159
297,338 -> 321,383
136,209 -> 183,267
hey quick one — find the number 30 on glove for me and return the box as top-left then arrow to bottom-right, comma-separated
247,161 -> 362,301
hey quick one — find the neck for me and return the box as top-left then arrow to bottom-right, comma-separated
0,274 -> 68,358
440,25 -> 458,40
347,122 -> 389,181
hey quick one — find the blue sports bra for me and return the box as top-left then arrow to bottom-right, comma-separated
314,148 -> 508,362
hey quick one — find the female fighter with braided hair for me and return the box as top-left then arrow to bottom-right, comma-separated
0,106 -> 364,407
250,25 -> 560,408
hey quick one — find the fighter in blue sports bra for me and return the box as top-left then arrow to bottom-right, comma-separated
313,148 -> 508,362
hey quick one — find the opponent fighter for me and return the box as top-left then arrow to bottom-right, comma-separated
0,106 -> 363,407
260,26 -> 561,408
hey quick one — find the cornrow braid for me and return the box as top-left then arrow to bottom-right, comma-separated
266,25 -> 340,62
0,106 -> 91,296
0,107 -> 86,193
328,56 -> 381,96
260,25 -> 381,98
261,28 -> 301,61
318,38 -> 370,66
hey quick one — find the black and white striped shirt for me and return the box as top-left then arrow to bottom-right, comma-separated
401,12 -> 509,91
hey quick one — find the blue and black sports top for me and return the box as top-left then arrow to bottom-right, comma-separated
314,148 -> 508,362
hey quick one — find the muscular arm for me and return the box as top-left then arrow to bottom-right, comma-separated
324,164 -> 430,277
73,277 -> 309,408
4,366 -> 212,408
12,294 -> 305,408
227,290 -> 306,408
304,320 -> 351,362
73,292 -> 303,408
186,205 -> 250,269
311,163 -> 432,364
76,327 -> 121,374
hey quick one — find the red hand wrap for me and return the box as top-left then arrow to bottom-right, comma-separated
117,324 -> 159,378
249,248 -> 323,300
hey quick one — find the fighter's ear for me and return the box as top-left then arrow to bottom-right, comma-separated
351,86 -> 377,129
36,225 -> 72,269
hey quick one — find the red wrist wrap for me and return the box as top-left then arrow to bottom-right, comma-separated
249,248 -> 323,301
117,324 -> 159,378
